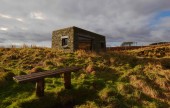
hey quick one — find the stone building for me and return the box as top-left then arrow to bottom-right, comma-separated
52,26 -> 106,52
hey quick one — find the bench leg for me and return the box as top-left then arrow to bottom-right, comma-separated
36,78 -> 45,97
64,72 -> 71,89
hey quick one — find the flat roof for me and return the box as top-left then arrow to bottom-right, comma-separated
53,26 -> 105,38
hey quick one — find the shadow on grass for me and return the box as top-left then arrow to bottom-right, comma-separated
0,81 -> 35,106
0,81 -> 35,97
20,85 -> 101,108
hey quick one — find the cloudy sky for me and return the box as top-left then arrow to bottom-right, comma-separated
0,0 -> 170,47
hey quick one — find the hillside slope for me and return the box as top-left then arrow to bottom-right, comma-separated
126,44 -> 170,58
0,48 -> 170,108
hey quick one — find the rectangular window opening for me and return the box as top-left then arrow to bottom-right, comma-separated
62,38 -> 68,46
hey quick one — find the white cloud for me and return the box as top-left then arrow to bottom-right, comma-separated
0,0 -> 170,47
0,27 -> 8,31
0,13 -> 24,23
30,12 -> 46,20
21,27 -> 28,30
16,18 -> 24,22
0,13 -> 12,19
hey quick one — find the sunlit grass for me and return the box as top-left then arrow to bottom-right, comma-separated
0,46 -> 169,108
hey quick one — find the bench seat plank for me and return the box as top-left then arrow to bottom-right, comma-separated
13,67 -> 81,83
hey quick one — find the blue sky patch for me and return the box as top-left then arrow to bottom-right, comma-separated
149,10 -> 170,27
155,10 -> 170,20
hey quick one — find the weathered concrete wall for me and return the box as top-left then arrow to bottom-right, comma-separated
52,26 -> 106,53
52,27 -> 74,52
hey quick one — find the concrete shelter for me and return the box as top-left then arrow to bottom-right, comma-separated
52,26 -> 106,52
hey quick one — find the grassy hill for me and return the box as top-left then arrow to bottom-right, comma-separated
0,47 -> 170,108
126,44 -> 170,58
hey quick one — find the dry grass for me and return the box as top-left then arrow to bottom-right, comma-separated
0,47 -> 169,108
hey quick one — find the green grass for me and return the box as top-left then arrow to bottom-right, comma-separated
0,47 -> 170,108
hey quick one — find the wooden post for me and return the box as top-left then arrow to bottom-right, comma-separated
36,78 -> 45,97
64,72 -> 71,89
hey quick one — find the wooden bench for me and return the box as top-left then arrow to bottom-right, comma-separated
13,66 -> 82,97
